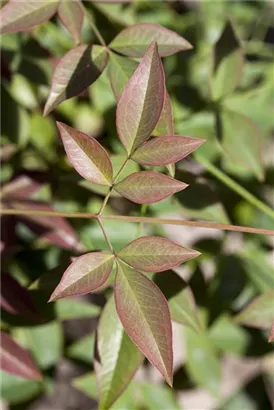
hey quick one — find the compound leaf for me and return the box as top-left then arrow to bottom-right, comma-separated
95,296 -> 143,410
118,236 -> 200,272
57,122 -> 113,185
132,135 -> 205,166
44,45 -> 108,115
0,331 -> 41,380
116,41 -> 165,154
49,252 -> 114,301
57,0 -> 84,44
115,262 -> 173,386
0,0 -> 58,34
114,171 -> 188,204
110,23 -> 192,57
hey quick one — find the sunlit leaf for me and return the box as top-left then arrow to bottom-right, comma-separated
118,236 -> 200,272
95,296 -> 143,409
57,0 -> 84,44
49,252 -> 114,301
219,109 -> 264,181
132,135 -> 205,166
0,1 -> 58,34
153,271 -> 202,333
110,23 -> 192,57
0,331 -> 41,380
114,171 -> 188,204
57,122 -> 113,185
115,262 -> 173,386
44,45 -> 108,115
116,41 -> 165,154
211,20 -> 244,100
234,290 -> 274,329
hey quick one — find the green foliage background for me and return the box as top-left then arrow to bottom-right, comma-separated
1,1 -> 274,409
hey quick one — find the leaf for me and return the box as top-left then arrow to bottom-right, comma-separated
0,371 -> 42,405
44,45 -> 108,115
268,322 -> 274,343
57,0 -> 84,44
184,327 -> 221,396
132,135 -> 205,166
56,299 -> 100,320
95,296 -> 143,409
234,290 -> 274,329
219,109 -> 264,181
118,236 -> 200,273
152,91 -> 174,137
17,321 -> 62,369
49,252 -> 115,301
110,23 -> 192,57
0,331 -> 41,380
108,53 -> 138,101
114,171 -> 188,204
211,20 -> 244,100
153,271 -> 202,333
67,334 -> 95,364
57,122 -> 113,185
115,262 -> 173,386
141,383 -> 180,410
1,273 -> 37,319
0,1 -> 58,34
116,41 -> 165,154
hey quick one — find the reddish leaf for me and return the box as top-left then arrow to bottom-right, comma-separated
44,45 -> 108,115
57,122 -> 113,185
118,236 -> 200,273
110,23 -> 192,57
116,41 -> 165,154
49,252 -> 115,301
0,331 -> 41,380
1,175 -> 43,200
0,0 -> 58,34
153,91 -> 174,137
114,171 -> 188,204
95,296 -> 143,409
58,0 -> 84,44
1,273 -> 37,319
132,135 -> 205,166
115,262 -> 173,385
268,321 -> 274,343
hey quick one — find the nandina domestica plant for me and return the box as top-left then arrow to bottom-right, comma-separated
1,1 -> 274,409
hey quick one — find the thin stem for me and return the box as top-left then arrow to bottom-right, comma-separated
195,154 -> 274,221
84,7 -> 108,48
2,208 -> 274,236
97,217 -> 114,253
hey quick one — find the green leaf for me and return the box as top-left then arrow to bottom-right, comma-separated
72,372 -> 97,400
108,53 -> 138,101
57,0 -> 84,44
153,271 -> 202,333
95,296 -> 143,410
184,327 -> 221,396
67,333 -> 95,364
17,321 -> 62,369
211,20 -> 244,100
234,290 -> 274,329
116,41 -> 165,154
49,252 -> 114,301
132,135 -> 204,166
219,108 -> 264,181
0,1 -> 59,34
118,236 -> 200,272
152,91 -> 174,137
115,262 -> 173,386
57,122 -> 113,186
56,299 -> 100,320
0,371 -> 42,405
44,44 -> 108,115
110,23 -> 192,57
141,383 -> 180,410
114,171 -> 188,204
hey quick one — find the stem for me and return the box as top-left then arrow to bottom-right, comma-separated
195,154 -> 274,221
84,7 -> 108,49
98,189 -> 112,215
2,208 -> 274,236
97,217 -> 114,253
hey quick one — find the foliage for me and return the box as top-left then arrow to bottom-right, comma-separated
1,1 -> 274,409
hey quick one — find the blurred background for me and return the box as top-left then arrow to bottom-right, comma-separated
1,0 -> 274,409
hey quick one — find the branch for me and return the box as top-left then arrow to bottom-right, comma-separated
1,208 -> 273,236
